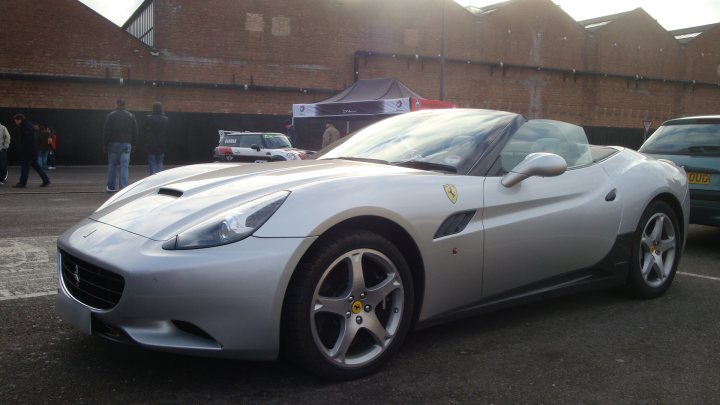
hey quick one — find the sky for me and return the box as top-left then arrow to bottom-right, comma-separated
80,0 -> 720,31
79,0 -> 144,26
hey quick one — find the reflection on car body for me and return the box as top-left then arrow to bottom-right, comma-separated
57,109 -> 689,380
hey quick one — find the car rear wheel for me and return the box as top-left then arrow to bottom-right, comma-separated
627,200 -> 681,298
282,229 -> 414,380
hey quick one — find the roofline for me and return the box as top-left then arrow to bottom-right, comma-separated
463,1 -> 718,37
578,10 -> 634,26
575,7 -> 720,45
465,0 -> 516,17
669,22 -> 720,35
663,116 -> 720,125
471,0 -> 514,12
75,0 -> 136,30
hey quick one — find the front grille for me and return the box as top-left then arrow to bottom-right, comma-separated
60,250 -> 125,310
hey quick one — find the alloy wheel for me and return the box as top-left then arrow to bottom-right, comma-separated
638,212 -> 676,288
310,248 -> 405,368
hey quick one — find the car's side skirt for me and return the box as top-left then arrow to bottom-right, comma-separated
415,232 -> 634,329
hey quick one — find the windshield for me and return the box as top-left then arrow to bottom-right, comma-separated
640,124 -> 720,155
262,134 -> 292,148
318,109 -> 519,174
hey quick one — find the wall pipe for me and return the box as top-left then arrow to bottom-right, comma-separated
0,72 -> 338,95
352,50 -> 720,89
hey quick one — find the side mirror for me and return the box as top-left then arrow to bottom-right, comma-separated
501,152 -> 567,187
251,144 -> 261,152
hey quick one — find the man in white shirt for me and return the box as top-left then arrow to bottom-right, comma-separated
0,123 -> 12,184
321,121 -> 340,148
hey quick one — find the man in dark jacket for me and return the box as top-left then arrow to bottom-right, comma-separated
12,114 -> 50,188
103,98 -> 138,191
284,120 -> 297,146
143,101 -> 169,175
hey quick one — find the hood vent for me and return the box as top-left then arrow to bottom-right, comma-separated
434,210 -> 476,239
158,188 -> 184,198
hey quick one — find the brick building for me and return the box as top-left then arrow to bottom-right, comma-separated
1,0 -> 719,164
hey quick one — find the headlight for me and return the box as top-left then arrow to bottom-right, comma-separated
163,191 -> 290,250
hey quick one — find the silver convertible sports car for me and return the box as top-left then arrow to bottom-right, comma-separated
57,109 -> 689,380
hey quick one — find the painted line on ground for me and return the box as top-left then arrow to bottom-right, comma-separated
0,291 -> 56,301
678,271 -> 720,282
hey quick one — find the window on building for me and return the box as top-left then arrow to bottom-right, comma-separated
124,1 -> 154,48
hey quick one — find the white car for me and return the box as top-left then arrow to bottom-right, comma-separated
57,109 -> 689,380
212,130 -> 313,162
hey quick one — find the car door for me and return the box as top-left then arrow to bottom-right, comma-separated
236,134 -> 269,162
481,121 -> 622,298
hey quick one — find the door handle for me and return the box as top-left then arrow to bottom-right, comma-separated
605,189 -> 617,202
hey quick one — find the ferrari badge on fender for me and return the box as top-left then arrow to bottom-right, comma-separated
444,184 -> 458,204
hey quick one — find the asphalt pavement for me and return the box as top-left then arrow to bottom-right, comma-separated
1,164 -> 156,194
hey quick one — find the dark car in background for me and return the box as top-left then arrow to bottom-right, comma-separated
639,116 -> 720,226
213,130 -> 314,163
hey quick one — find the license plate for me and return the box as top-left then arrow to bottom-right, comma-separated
56,292 -> 92,334
687,172 -> 710,185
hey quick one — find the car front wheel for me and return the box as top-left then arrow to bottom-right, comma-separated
627,200 -> 681,298
282,229 -> 414,380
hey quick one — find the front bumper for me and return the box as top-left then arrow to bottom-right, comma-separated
56,219 -> 314,360
689,189 -> 720,226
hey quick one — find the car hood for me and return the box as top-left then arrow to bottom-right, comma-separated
90,160 -> 426,241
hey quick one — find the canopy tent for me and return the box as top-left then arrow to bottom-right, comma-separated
292,78 -> 455,120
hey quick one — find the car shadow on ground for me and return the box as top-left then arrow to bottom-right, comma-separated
685,225 -> 720,255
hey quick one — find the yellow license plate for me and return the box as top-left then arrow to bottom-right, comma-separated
688,172 -> 711,185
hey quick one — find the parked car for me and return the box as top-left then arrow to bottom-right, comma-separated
639,116 -> 720,226
56,109 -> 689,380
212,130 -> 314,162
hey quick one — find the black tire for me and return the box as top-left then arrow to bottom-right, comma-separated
627,200 -> 681,299
281,229 -> 414,380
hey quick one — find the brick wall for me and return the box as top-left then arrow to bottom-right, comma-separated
1,0 -> 719,159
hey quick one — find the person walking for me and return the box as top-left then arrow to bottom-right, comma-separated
284,120 -> 297,146
12,114 -> 50,188
103,98 -> 137,191
142,101 -> 169,175
47,129 -> 57,169
0,122 -> 10,184
321,121 -> 340,148
37,124 -> 53,170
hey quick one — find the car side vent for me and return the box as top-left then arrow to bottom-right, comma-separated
434,210 -> 476,239
158,188 -> 183,197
